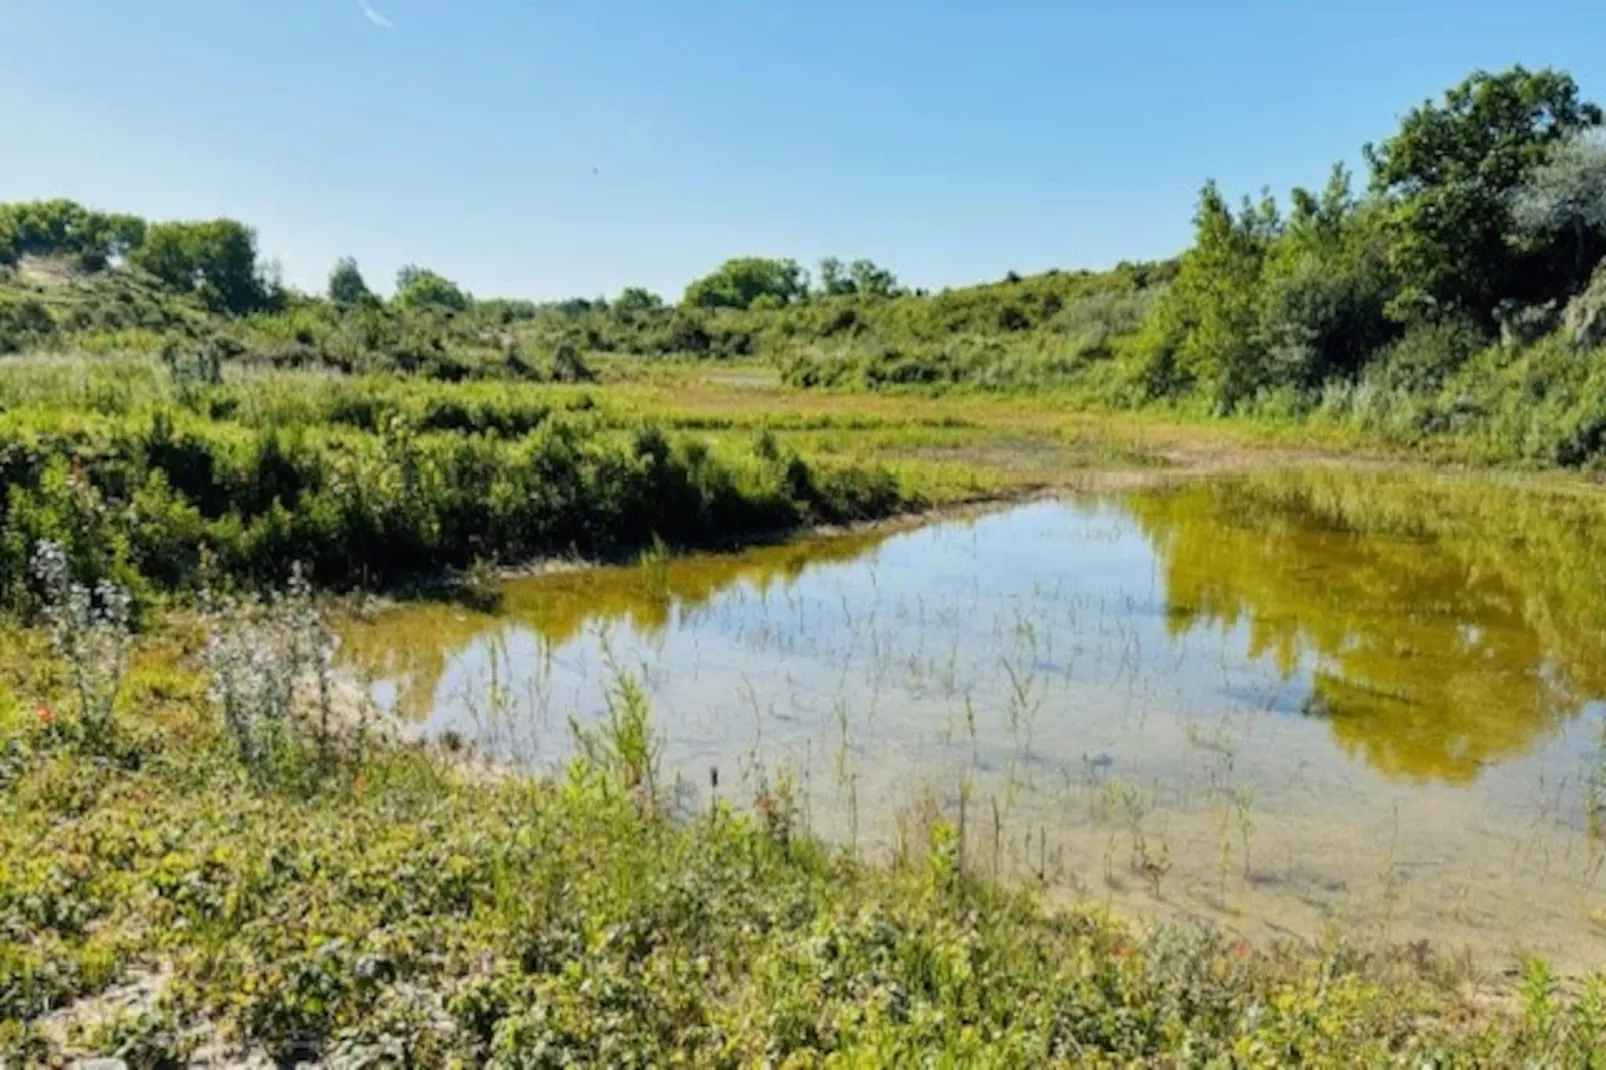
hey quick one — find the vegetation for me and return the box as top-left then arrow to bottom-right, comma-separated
6,59 -> 1606,1065
4,68 -> 1605,474
7,575 -> 1606,1066
0,360 -> 929,607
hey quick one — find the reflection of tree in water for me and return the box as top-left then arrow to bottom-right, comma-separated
338,529 -> 895,721
1127,471 -> 1606,783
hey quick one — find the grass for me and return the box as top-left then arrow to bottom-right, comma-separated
7,606 -> 1606,1068
8,350 -> 1606,1063
0,355 -> 1009,607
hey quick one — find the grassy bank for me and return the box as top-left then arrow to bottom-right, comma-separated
5,602 -> 1606,1068
0,357 -> 1001,607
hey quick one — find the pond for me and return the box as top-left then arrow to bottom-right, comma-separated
339,468 -> 1606,970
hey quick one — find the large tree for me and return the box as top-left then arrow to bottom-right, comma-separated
129,218 -> 265,314
328,257 -> 374,308
1365,66 -> 1602,325
394,264 -> 470,314
0,199 -> 146,270
1513,131 -> 1606,295
683,257 -> 807,310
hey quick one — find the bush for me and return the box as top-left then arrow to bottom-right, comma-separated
0,294 -> 55,354
1564,261 -> 1606,348
0,403 -> 914,598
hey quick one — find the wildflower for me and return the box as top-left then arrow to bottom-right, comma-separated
37,702 -> 55,726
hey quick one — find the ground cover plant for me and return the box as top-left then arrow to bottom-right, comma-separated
6,561 -> 1606,1067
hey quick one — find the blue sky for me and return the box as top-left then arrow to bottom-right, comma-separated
4,1 -> 1604,300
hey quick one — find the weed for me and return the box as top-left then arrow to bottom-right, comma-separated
31,539 -> 131,752
570,662 -> 662,800
201,563 -> 340,790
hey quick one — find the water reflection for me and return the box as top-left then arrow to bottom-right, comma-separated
1126,472 -> 1606,783
339,529 -> 896,721
338,469 -> 1606,968
343,470 -> 1606,788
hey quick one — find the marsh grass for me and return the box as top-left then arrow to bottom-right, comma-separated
0,360 -> 982,604
569,639 -> 662,801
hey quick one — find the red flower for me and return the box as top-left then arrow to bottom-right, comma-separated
37,703 -> 55,727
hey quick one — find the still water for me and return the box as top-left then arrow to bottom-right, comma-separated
341,469 -> 1606,969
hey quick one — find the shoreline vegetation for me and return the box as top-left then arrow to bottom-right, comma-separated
7,62 -> 1606,1064
7,563 -> 1606,1067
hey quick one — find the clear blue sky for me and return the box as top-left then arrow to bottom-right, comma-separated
4,1 -> 1603,300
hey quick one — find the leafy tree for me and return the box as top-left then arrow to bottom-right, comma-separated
394,264 -> 470,314
1133,183 -> 1280,408
0,200 -> 147,270
614,287 -> 665,314
328,257 -> 373,307
684,257 -> 807,309
129,219 -> 265,315
1366,66 -> 1603,325
1513,131 -> 1606,294
73,212 -> 146,270
818,257 -> 853,297
849,259 -> 901,299
1256,166 -> 1397,385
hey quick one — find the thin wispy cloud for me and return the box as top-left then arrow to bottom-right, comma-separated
357,0 -> 394,29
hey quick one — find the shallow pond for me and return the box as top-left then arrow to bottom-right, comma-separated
341,468 -> 1606,969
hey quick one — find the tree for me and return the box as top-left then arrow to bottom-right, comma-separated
683,257 -> 807,310
849,259 -> 901,299
614,286 -> 664,314
818,257 -> 853,297
328,257 -> 373,307
129,219 -> 265,314
1513,131 -> 1606,295
1256,166 -> 1398,385
0,200 -> 148,270
1132,183 -> 1280,409
74,211 -> 146,270
1365,66 -> 1603,325
394,264 -> 470,314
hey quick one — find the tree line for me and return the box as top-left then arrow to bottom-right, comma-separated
1130,65 -> 1606,411
4,63 -> 1604,434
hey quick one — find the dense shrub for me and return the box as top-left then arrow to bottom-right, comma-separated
0,403 -> 912,602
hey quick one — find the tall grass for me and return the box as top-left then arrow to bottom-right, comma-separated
0,368 -> 913,602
